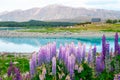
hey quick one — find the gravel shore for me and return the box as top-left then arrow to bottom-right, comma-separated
0,31 -> 117,38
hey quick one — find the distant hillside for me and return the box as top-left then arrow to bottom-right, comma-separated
0,20 -> 76,27
0,5 -> 120,22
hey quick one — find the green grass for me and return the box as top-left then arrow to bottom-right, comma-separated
0,54 -> 29,77
17,23 -> 120,33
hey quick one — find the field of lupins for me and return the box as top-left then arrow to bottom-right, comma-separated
1,33 -> 120,80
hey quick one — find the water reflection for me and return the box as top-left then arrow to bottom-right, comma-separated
0,37 -> 118,53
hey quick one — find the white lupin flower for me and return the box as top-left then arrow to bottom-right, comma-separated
75,64 -> 79,70
78,65 -> 83,73
39,74 -> 44,80
66,75 -> 71,80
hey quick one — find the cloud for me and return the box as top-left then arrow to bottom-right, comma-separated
86,0 -> 119,5
85,0 -> 120,10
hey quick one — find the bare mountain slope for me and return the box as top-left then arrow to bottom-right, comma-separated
0,5 -> 120,22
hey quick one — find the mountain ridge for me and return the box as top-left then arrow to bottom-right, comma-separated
0,4 -> 120,22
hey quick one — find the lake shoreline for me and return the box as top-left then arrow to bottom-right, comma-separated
0,31 -> 117,38
0,30 -> 117,53
0,52 -> 33,56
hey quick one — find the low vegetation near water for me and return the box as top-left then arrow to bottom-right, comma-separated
0,20 -> 120,33
18,24 -> 120,33
0,54 -> 29,79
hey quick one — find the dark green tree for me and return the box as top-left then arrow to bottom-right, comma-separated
106,19 -> 112,23
113,19 -> 118,24
119,20 -> 120,22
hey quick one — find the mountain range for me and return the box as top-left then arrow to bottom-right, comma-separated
0,4 -> 120,22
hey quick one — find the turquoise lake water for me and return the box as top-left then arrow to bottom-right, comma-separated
0,37 -> 117,53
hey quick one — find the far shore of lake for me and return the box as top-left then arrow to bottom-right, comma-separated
0,31 -> 117,38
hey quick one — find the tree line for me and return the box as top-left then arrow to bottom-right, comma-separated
106,19 -> 120,24
0,20 -> 76,27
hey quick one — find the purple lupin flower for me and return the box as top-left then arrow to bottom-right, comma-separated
67,55 -> 71,72
88,47 -> 92,64
82,44 -> 86,61
69,54 -> 75,79
0,78 -> 2,80
69,42 -> 76,55
118,45 -> 120,55
52,57 -> 56,75
14,67 -> 22,80
7,61 -> 13,77
93,45 -> 96,56
32,52 -> 37,67
118,74 -> 120,80
92,45 -> 97,70
8,62 -> 22,80
38,48 -> 42,66
38,46 -> 47,65
64,48 -> 70,67
30,59 -> 35,78
29,52 -> 37,78
76,43 -> 82,64
45,44 -> 51,63
105,43 -> 111,73
102,35 -> 106,61
106,43 -> 110,56
115,32 -> 119,55
62,46 -> 66,61
43,47 -> 48,63
58,44 -> 63,60
50,42 -> 56,58
96,56 -> 105,73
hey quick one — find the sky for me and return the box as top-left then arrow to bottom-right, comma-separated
0,0 -> 120,12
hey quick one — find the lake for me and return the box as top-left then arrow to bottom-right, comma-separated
0,27 -> 25,30
0,37 -> 117,53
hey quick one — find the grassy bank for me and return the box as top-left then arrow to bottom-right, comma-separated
18,24 -> 120,33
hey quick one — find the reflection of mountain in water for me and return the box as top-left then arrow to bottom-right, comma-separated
76,37 -> 101,45
0,37 -> 119,52
0,37 -> 118,48
76,37 -> 119,45
0,37 -> 40,46
0,37 -> 81,47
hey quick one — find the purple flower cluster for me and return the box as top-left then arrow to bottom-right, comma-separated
13,67 -> 22,80
58,42 -> 94,78
96,33 -> 120,74
58,42 -> 89,65
88,47 -> 92,64
68,54 -> 76,78
29,52 -> 37,77
7,62 -> 22,80
102,35 -> 106,60
37,42 -> 56,66
96,56 -> 105,73
115,33 -> 120,55
7,61 -> 14,77
95,35 -> 110,73
30,42 -> 94,79
30,42 -> 56,78
101,35 -> 111,60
